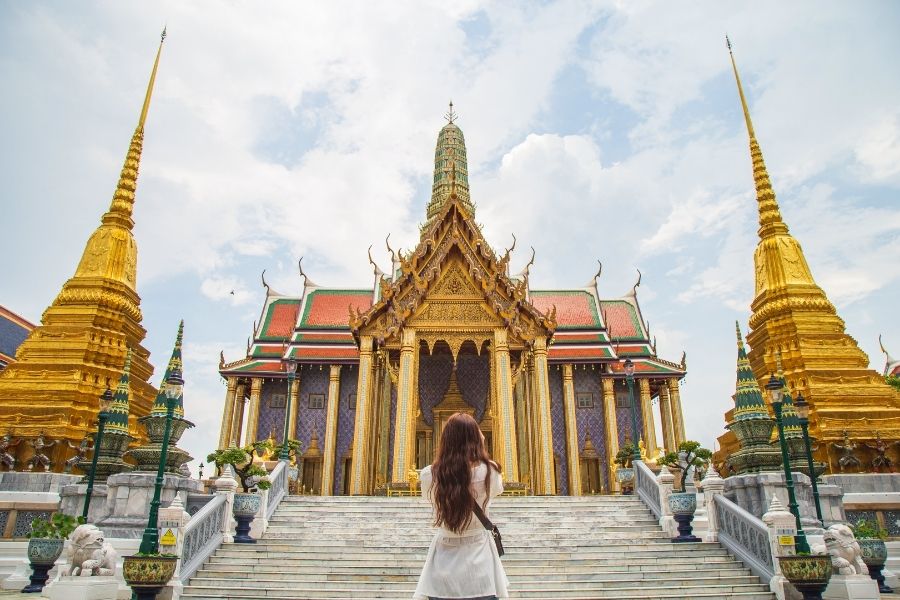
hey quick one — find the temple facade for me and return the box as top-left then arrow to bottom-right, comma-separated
218,114 -> 687,496
716,41 -> 900,474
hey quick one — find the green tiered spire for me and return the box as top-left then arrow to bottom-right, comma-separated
733,322 -> 768,421
151,320 -> 184,418
423,102 -> 475,231
106,348 -> 133,435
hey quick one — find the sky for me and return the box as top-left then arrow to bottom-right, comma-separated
2,1 -> 899,476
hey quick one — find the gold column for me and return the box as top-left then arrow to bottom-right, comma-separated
639,378 -> 658,460
350,335 -> 374,495
658,383 -> 676,454
493,329 -> 519,481
287,369 -> 301,442
321,365 -> 342,496
218,377 -> 237,449
376,358 -> 393,489
391,329 -> 417,483
229,382 -> 246,446
514,373 -> 529,486
244,378 -> 263,444
601,376 -> 619,493
561,364 -> 581,496
532,336 -> 555,495
667,378 -> 686,444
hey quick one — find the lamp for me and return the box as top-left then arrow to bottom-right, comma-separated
280,355 -> 299,461
767,373 -> 810,554
81,388 -> 113,520
138,368 -> 183,555
623,359 -> 641,463
794,392 -> 823,523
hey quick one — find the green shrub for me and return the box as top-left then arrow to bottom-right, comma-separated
27,513 -> 85,539
851,519 -> 887,540
658,441 -> 713,490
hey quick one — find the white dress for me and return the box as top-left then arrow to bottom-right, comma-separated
414,463 -> 509,599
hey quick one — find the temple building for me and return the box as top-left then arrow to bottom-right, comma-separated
0,34 -> 166,470
715,41 -> 900,473
219,109 -> 687,496
0,306 -> 35,373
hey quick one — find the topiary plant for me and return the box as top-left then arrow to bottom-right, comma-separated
851,519 -> 888,540
208,439 -> 300,493
659,440 -> 713,491
27,513 -> 85,539
615,443 -> 638,468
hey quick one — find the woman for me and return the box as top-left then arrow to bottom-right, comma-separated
414,412 -> 509,600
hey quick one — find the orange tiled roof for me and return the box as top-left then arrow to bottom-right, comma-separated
600,300 -> 644,340
260,299 -> 301,340
548,346 -> 614,360
530,291 -> 600,329
300,290 -> 372,329
290,346 -> 360,360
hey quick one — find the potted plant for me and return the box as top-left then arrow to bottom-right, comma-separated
207,441 -> 280,544
778,553 -> 833,600
659,440 -> 712,543
22,513 -> 84,593
122,552 -> 179,600
614,443 -> 637,495
851,519 -> 892,593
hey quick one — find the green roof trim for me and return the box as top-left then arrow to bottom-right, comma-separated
733,322 -> 769,421
106,348 -> 132,435
151,320 -> 185,418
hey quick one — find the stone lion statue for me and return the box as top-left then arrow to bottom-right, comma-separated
823,523 -> 867,575
67,524 -> 119,577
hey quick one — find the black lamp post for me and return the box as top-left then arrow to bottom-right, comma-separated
82,388 -> 113,521
280,357 -> 298,461
138,369 -> 183,555
766,374 -> 811,554
794,393 -> 824,524
624,359 -> 641,463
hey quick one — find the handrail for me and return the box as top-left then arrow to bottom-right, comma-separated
714,494 -> 774,583
634,460 -> 661,519
179,493 -> 227,584
266,461 -> 288,521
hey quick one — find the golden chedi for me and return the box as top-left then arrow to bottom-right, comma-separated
725,38 -> 900,473
0,32 -> 168,471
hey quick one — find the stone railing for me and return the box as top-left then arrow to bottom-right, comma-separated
266,461 -> 287,521
179,493 -> 227,584
714,494 -> 774,583
634,460 -> 661,518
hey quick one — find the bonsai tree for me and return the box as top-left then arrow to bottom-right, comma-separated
27,513 -> 84,539
659,440 -> 712,491
208,439 -> 301,493
615,443 -> 638,468
851,519 -> 887,540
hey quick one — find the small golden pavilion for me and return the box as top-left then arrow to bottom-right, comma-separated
219,107 -> 687,496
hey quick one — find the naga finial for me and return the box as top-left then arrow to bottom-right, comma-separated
632,268 -> 642,295
680,351 -> 687,370
594,260 -> 602,281
385,234 -> 397,263
368,245 -> 385,278
298,256 -> 319,288
219,350 -> 225,368
261,269 -> 270,293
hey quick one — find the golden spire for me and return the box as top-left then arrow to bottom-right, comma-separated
103,27 -> 166,230
726,36 -> 788,240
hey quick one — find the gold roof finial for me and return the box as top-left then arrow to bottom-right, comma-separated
726,35 -> 788,240
104,28 -> 166,229
444,100 -> 458,125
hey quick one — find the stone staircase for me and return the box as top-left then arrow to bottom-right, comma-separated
181,495 -> 775,599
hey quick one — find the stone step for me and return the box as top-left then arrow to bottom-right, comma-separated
181,583 -> 773,599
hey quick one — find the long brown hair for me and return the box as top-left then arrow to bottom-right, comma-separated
430,412 -> 500,533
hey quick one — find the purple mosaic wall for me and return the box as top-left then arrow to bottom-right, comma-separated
296,366 -> 329,452
573,367 -> 609,492
547,367 -> 568,495
613,378 -> 644,448
386,386 -> 397,477
456,353 -> 489,422
333,365 -> 358,495
418,353 -> 454,425
257,379 -> 287,444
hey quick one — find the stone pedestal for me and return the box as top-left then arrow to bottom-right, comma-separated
822,574 -> 880,599
95,472 -> 203,538
724,471 -> 845,531
0,472 -> 81,494
59,483 -> 108,523
46,576 -> 119,600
